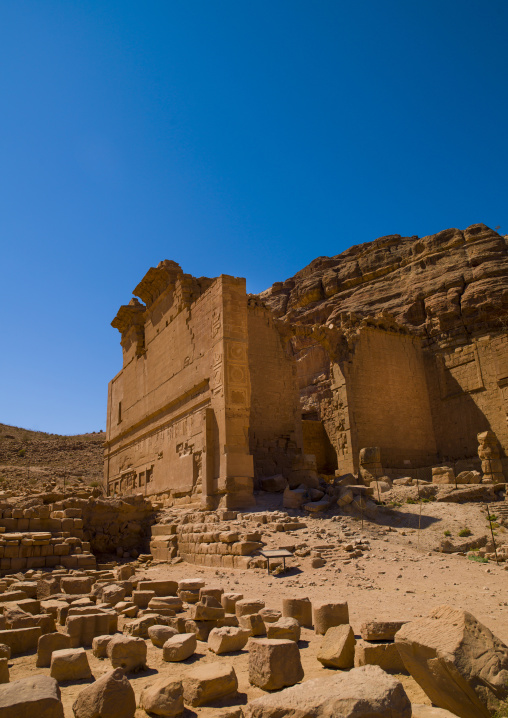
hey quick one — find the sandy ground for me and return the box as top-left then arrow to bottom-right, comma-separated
7,498 -> 508,717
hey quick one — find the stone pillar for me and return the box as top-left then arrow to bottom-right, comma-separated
478,431 -> 505,483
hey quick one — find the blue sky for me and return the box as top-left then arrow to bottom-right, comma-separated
1,1 -> 507,434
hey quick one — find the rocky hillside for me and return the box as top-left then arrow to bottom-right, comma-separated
260,223 -> 508,350
0,423 -> 104,493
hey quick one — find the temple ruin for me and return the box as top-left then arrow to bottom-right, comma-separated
104,261 -> 304,508
105,224 -> 507,504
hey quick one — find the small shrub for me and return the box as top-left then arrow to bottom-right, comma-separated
458,528 -> 472,537
488,514 -> 498,522
444,530 -> 451,537
90,481 -> 99,487
18,448 -> 26,457
406,498 -> 418,504
468,554 -> 488,564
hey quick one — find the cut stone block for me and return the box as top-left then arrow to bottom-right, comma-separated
266,617 -> 300,642
162,633 -> 197,662
73,667 -> 136,718
317,624 -> 356,669
0,626 -> 41,654
355,639 -> 407,674
208,626 -> 250,654
243,664 -> 411,718
248,638 -> 304,691
0,658 -> 8,684
50,647 -> 92,682
140,677 -> 184,717
138,580 -> 178,596
107,634 -> 147,672
92,634 -> 113,658
259,608 -> 281,624
0,675 -> 64,718
222,592 -> 243,613
132,590 -> 155,609
235,599 -> 265,617
360,620 -> 407,641
313,601 -> 349,635
148,624 -> 178,648
395,605 -> 508,718
36,631 -> 71,668
183,663 -> 238,707
282,597 -> 313,628
239,613 -> 265,636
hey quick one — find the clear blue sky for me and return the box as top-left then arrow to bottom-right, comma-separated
1,1 -> 507,434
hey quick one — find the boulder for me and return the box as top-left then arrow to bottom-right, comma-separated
72,667 -> 136,718
148,624 -> 178,648
0,675 -> 64,718
313,601 -> 349,635
162,633 -> 196,662
0,644 -> 10,659
107,634 -> 147,672
395,605 -> 508,718
36,631 -> 71,668
50,647 -> 92,682
282,597 -> 312,628
243,664 -> 411,718
248,638 -> 304,691
317,624 -> 356,668
266,617 -> 300,642
208,626 -> 250,654
183,663 -> 238,707
140,677 -> 184,717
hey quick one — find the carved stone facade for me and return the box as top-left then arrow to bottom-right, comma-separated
104,261 -> 303,508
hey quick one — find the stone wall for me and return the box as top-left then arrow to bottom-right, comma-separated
105,262 -> 305,508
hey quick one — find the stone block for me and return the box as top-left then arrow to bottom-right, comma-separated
355,639 -> 407,674
266,617 -> 300,642
235,599 -> 265,617
36,631 -> 71,668
60,577 -> 93,595
50,647 -> 92,682
243,665 -> 411,718
183,663 -> 238,707
360,620 -> 407,641
73,667 -> 136,718
0,675 -> 64,718
184,619 -> 217,642
282,597 -> 313,628
317,624 -> 356,669
132,590 -> 155,609
0,626 -> 41,654
395,605 -> 508,718
92,634 -> 113,658
222,592 -> 243,613
148,597 -> 181,614
107,634 -> 147,672
239,613 -> 265,636
0,658 -> 8,684
208,626 -> 250,654
138,579 -> 178,596
140,676 -> 184,717
148,624 -> 178,648
248,638 -> 304,690
66,613 -> 114,647
124,614 -> 160,638
162,633 -> 196,662
313,601 -> 349,635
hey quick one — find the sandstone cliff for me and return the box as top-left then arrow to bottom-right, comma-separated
259,223 -> 508,349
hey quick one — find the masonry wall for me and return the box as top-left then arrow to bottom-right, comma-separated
247,303 -> 304,481
104,273 -> 255,508
425,334 -> 508,473
329,328 -> 438,473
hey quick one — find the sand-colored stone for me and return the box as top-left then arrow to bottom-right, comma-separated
162,633 -> 196,662
73,667 -> 136,718
36,631 -> 71,668
266,617 -> 300,642
50,647 -> 92,682
395,605 -> 508,717
0,675 -> 64,718
107,634 -> 147,672
317,624 -> 356,668
140,677 -> 184,717
182,663 -> 238,707
282,597 -> 313,628
208,626 -> 250,654
313,601 -> 349,635
248,638 -> 304,690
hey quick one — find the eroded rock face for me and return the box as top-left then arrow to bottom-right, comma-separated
260,224 -> 508,347
395,605 -> 508,718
